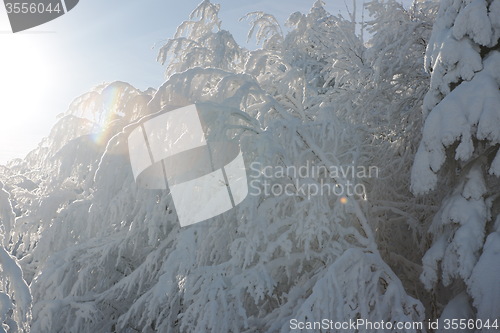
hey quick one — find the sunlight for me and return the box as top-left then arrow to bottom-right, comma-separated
0,34 -> 56,162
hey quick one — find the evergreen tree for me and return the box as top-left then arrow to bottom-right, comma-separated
411,0 -> 500,323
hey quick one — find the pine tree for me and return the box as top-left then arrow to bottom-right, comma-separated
411,0 -> 500,323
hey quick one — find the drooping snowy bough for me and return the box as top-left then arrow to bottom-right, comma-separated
412,0 -> 500,324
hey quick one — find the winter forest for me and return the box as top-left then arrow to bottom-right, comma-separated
0,0 -> 499,331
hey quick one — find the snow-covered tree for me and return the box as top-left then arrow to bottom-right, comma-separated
0,182 -> 31,332
351,0 -> 438,304
411,0 -> 500,323
157,0 -> 243,77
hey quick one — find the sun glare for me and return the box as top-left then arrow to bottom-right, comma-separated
0,34 -> 56,163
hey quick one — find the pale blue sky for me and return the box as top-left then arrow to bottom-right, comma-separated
0,0 -> 404,164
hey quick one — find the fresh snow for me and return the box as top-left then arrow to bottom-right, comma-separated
0,0 -> 498,332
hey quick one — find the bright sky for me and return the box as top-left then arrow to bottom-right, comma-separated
0,0 -> 403,164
